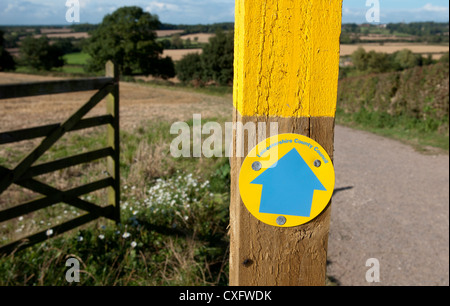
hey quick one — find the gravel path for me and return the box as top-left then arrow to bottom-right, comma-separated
327,125 -> 449,286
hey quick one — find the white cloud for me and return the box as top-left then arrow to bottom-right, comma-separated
145,2 -> 180,13
421,3 -> 448,12
342,1 -> 449,23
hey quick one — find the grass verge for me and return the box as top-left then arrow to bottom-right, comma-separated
0,119 -> 231,286
336,107 -> 449,153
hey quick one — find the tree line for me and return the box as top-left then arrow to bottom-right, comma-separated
1,7 -> 448,83
341,22 -> 449,44
339,48 -> 449,79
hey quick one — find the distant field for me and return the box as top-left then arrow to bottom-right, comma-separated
34,32 -> 89,39
64,52 -> 91,66
0,72 -> 232,133
340,43 -> 449,58
359,34 -> 416,41
33,30 -> 188,39
31,30 -> 214,41
155,30 -> 185,37
64,50 -> 202,65
40,28 -> 73,34
180,33 -> 215,43
163,42 -> 449,61
163,48 -> 203,61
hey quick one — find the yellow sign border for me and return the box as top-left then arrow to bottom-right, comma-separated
239,133 -> 335,227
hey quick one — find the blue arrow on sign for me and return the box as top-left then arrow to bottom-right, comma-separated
251,148 -> 326,217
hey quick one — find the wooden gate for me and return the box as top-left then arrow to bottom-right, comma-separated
0,61 -> 120,255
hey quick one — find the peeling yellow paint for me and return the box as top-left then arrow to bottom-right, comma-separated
233,0 -> 343,118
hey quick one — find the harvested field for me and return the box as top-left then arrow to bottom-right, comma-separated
0,72 -> 232,133
163,48 -> 203,61
180,33 -> 215,43
340,43 -> 449,57
156,30 -> 185,37
34,32 -> 89,39
40,28 -> 73,34
359,34 -> 416,41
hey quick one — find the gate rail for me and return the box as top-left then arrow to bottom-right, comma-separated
0,61 -> 120,255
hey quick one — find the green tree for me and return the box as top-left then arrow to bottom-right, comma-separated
439,52 -> 449,64
84,6 -> 171,77
171,34 -> 184,49
0,30 -> 15,71
176,53 -> 203,83
19,36 -> 64,71
392,49 -> 422,70
152,56 -> 176,79
366,51 -> 391,73
201,29 -> 234,85
351,47 -> 369,71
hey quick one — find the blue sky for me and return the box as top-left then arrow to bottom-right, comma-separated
0,0 -> 448,25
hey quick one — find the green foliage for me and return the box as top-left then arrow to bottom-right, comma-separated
439,52 -> 449,64
0,119 -> 230,286
176,53 -> 203,83
366,51 -> 391,73
177,30 -> 234,86
170,34 -> 184,49
152,56 -> 176,79
69,23 -> 99,33
340,22 -> 449,43
349,47 -> 433,76
0,30 -> 15,71
386,22 -> 449,43
63,52 -> 90,66
392,49 -> 423,70
84,6 -> 173,78
52,38 -> 78,55
19,36 -> 64,71
201,30 -> 234,86
337,62 -> 449,150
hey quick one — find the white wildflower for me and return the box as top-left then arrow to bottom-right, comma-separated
46,229 -> 54,236
98,234 -> 105,240
131,241 -> 137,248
122,232 -> 131,239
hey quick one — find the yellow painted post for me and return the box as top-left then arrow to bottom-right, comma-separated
230,0 -> 343,286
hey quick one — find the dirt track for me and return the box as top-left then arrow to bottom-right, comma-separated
328,125 -> 449,286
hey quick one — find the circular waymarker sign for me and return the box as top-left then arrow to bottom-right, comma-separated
239,133 -> 335,227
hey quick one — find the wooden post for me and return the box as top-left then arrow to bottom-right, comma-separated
230,0 -> 343,286
106,61 -> 121,223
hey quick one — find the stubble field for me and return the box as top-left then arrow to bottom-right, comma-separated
0,72 -> 232,133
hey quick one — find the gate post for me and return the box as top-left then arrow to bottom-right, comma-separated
230,0 -> 343,286
105,61 -> 120,223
